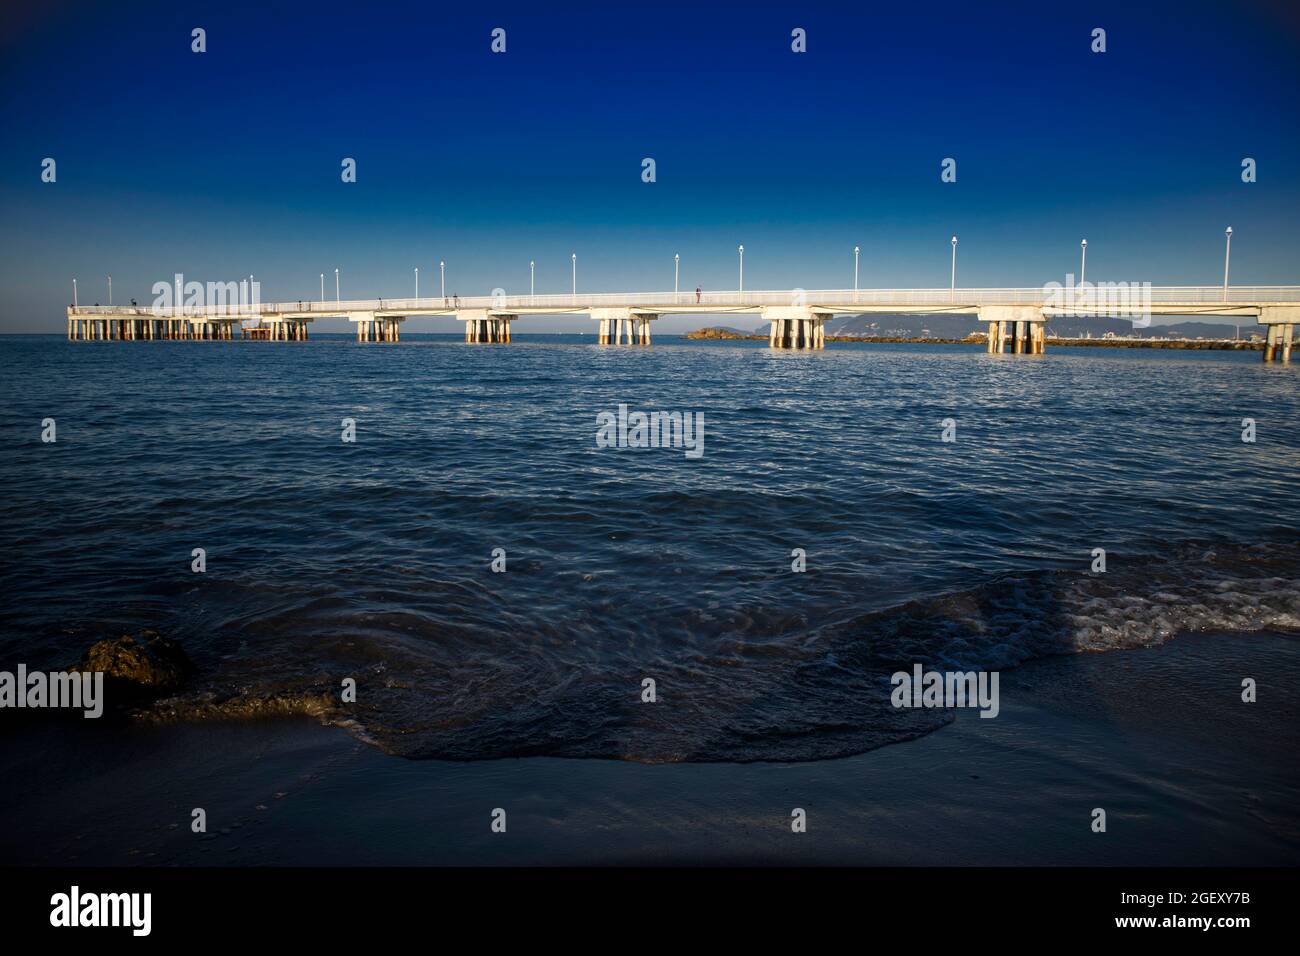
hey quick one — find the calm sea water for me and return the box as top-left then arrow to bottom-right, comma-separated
1,334 -> 1297,761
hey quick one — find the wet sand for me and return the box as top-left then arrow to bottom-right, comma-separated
1,629 -> 1296,866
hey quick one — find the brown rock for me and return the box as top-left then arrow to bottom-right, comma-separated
72,630 -> 194,692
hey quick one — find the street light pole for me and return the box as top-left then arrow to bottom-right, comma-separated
335,268 -> 340,303
440,261 -> 445,299
950,236 -> 958,302
1223,226 -> 1233,301
530,261 -> 535,296
738,244 -> 744,294
571,253 -> 577,295
674,253 -> 680,297
73,278 -> 77,308
1080,239 -> 1087,287
108,275 -> 112,306
415,267 -> 419,298
854,246 -> 860,300
320,273 -> 324,301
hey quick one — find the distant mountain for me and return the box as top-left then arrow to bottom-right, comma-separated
822,313 -> 1254,340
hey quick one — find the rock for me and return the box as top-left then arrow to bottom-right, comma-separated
71,630 -> 194,693
684,326 -> 761,340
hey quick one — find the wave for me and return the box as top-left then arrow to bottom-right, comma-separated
133,539 -> 1300,763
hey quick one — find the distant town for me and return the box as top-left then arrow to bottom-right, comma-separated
686,314 -> 1265,349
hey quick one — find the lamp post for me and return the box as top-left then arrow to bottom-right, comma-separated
1080,239 -> 1087,287
950,236 -> 958,302
674,253 -> 680,296
320,273 -> 324,301
73,278 -> 77,308
415,267 -> 419,298
854,246 -> 860,300
571,253 -> 577,295
1223,227 -> 1233,302
530,260 -> 535,296
738,244 -> 744,294
108,275 -> 112,306
335,268 -> 340,303
440,261 -> 445,299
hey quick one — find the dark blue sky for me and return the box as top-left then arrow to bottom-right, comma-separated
2,0 -> 1298,331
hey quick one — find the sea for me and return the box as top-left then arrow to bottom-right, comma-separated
1,334 -> 1297,764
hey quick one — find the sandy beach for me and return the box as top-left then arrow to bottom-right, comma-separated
3,629 -> 1294,867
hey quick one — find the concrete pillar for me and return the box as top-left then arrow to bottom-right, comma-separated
590,310 -> 654,345
1256,308 -> 1300,364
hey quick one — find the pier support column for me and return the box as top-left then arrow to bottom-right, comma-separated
761,307 -> 830,349
456,310 -> 515,344
349,312 -> 394,343
979,306 -> 1045,356
591,309 -> 657,346
1258,308 -> 1300,364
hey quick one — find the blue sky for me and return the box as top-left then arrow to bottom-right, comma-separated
1,0 -> 1298,332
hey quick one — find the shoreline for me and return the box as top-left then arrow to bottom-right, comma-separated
3,629 -> 1295,866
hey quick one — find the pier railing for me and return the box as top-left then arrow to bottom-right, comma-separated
67,286 -> 1300,317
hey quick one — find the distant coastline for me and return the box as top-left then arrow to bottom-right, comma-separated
684,326 -> 1266,350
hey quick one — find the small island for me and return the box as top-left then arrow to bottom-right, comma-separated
684,326 -> 765,340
